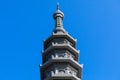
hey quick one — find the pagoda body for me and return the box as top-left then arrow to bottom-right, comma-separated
40,4 -> 83,80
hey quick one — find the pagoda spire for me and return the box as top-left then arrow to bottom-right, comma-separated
53,3 -> 66,33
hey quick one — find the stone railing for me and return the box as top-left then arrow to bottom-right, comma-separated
44,71 -> 80,80
45,54 -> 74,62
46,40 -> 73,49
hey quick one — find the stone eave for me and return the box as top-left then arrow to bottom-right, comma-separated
42,43 -> 80,61
41,58 -> 83,78
44,32 -> 77,48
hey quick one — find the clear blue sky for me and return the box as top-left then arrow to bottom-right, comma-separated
0,0 -> 120,80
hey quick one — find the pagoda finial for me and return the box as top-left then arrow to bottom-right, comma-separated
53,3 -> 64,19
57,2 -> 60,10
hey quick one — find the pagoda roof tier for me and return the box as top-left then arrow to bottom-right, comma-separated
41,58 -> 83,78
44,32 -> 77,49
42,43 -> 80,61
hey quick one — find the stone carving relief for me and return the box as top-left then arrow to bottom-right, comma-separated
44,50 -> 76,63
46,38 -> 73,49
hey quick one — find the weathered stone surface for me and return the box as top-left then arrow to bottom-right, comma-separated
40,4 -> 83,80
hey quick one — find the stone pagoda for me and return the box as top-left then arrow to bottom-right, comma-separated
40,4 -> 83,80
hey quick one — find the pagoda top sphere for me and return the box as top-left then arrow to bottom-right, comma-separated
53,3 -> 64,19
